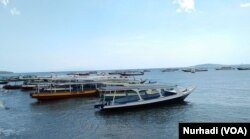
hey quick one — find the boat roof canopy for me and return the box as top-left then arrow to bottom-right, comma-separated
98,84 -> 177,91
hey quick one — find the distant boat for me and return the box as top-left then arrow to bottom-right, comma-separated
88,71 -> 98,74
143,69 -> 151,72
182,68 -> 208,73
108,71 -> 122,75
191,68 -> 195,73
94,84 -> 195,111
195,68 -> 208,72
237,67 -> 250,70
67,72 -> 90,76
120,71 -> 144,76
182,69 -> 192,72
215,67 -> 235,70
162,68 -> 179,72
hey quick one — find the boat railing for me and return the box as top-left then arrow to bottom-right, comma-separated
34,82 -> 101,94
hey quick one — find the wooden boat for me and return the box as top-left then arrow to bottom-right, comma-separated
30,90 -> 98,100
67,72 -> 90,76
195,68 -> 208,72
120,71 -> 144,76
108,71 -> 122,75
162,68 -> 179,72
182,68 -> 208,73
237,67 -> 250,70
0,81 -> 8,84
182,69 -> 192,72
30,82 -> 99,101
3,85 -> 22,89
94,84 -> 195,111
215,66 -> 235,70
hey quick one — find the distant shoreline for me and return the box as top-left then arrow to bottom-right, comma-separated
1,63 -> 250,74
0,71 -> 13,74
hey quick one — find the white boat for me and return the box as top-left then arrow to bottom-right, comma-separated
94,84 -> 195,111
215,66 -> 235,70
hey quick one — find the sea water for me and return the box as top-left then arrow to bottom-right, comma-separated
0,69 -> 250,139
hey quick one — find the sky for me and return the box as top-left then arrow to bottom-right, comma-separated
1,0 -> 250,72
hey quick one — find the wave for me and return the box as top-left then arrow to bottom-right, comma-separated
0,128 -> 16,137
0,127 -> 26,137
0,100 -> 5,108
0,100 -> 9,110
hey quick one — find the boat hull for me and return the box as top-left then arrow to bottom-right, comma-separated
237,68 -> 250,70
30,90 -> 98,101
0,81 -> 8,84
3,85 -> 22,89
22,86 -> 36,91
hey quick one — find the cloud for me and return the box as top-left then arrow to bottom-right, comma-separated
173,0 -> 195,13
240,2 -> 250,8
0,0 -> 9,6
1,0 -> 21,16
10,8 -> 20,16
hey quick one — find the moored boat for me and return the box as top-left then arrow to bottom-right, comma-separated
182,69 -> 193,72
108,71 -> 122,75
30,90 -> 98,100
237,67 -> 250,70
162,68 -> 179,72
215,66 -> 235,70
182,68 -> 208,73
94,84 -> 195,111
3,85 -> 22,89
67,72 -> 90,76
0,81 -> 8,84
30,82 -> 99,101
120,71 -> 144,76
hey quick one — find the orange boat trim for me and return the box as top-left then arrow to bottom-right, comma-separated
31,90 -> 99,100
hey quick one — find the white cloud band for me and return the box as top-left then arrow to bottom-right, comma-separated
240,2 -> 250,8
